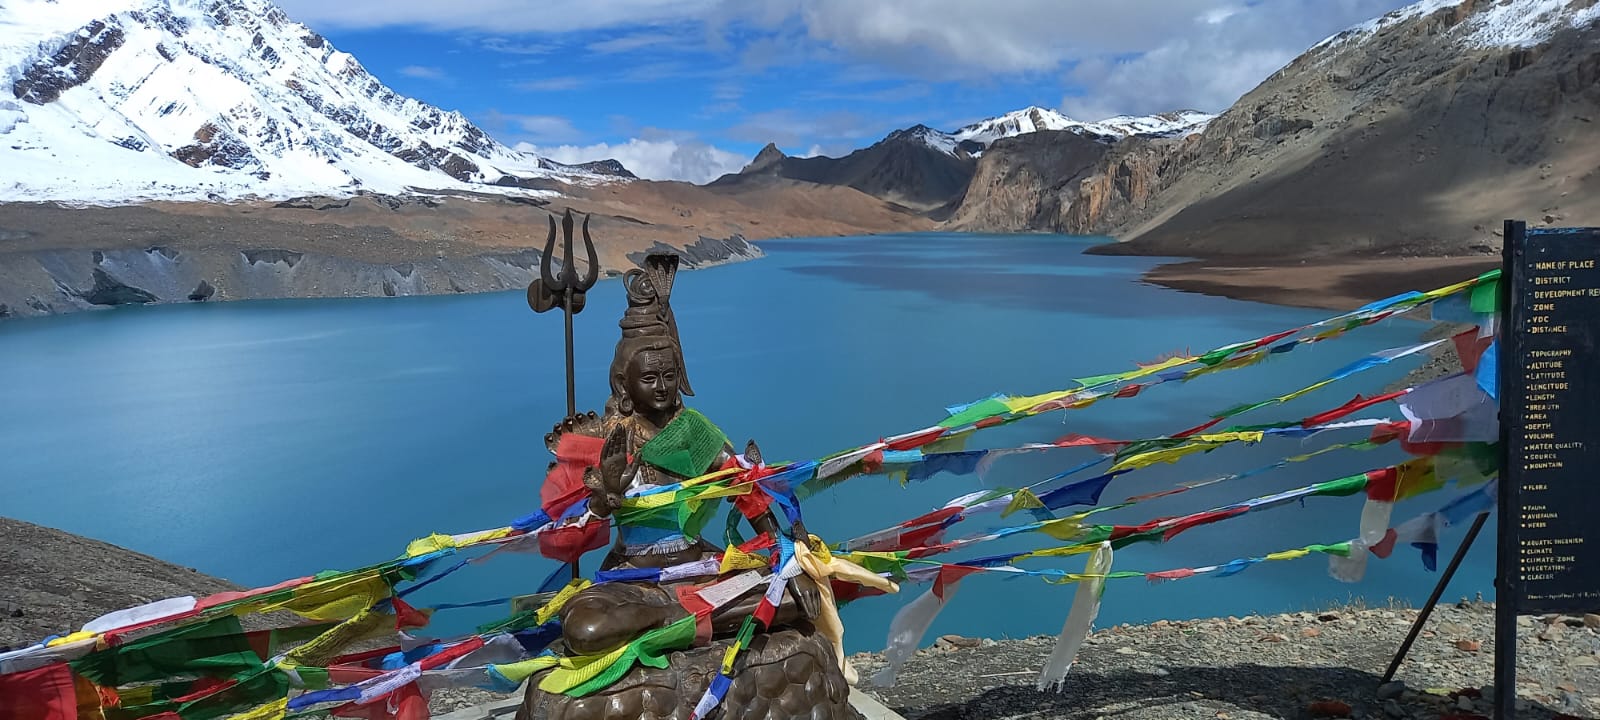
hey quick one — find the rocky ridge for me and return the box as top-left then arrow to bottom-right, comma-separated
950,0 -> 1600,260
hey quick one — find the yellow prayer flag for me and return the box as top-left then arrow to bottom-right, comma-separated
1275,379 -> 1334,404
248,572 -> 390,622
720,546 -> 769,573
47,631 -> 95,647
682,467 -> 743,489
1038,514 -> 1089,541
1003,391 -> 1070,414
1128,356 -> 1195,378
1264,549 -> 1310,562
538,643 -> 630,694
224,698 -> 288,720
1395,457 -> 1444,501
492,656 -> 561,684
1110,442 -> 1218,472
452,527 -> 514,548
1001,489 -> 1044,518
536,579 -> 593,626
404,533 -> 457,558
621,491 -> 679,510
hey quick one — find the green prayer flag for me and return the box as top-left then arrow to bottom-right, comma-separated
1311,473 -> 1369,497
72,616 -> 262,687
638,408 -> 728,477
1469,279 -> 1500,314
939,398 -> 1011,429
1308,542 -> 1353,557
565,615 -> 698,697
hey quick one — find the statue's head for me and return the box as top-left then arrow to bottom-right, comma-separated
609,254 -> 691,419
611,334 -> 682,418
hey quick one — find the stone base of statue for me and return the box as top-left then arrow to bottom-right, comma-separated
516,626 -> 860,720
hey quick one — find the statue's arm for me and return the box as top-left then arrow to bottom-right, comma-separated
583,424 -> 631,517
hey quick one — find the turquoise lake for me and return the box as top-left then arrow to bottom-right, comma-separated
0,233 -> 1497,651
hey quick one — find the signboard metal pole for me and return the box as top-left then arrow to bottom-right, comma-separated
1494,218 -> 1522,720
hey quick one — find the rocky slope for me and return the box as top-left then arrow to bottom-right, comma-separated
952,0 -> 1600,260
0,517 -> 240,649
709,128 -> 978,213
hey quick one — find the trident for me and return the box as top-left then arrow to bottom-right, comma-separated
527,208 -> 600,417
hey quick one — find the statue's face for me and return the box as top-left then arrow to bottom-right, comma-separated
624,348 -> 680,415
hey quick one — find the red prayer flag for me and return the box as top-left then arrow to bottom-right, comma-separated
974,416 -> 1006,429
195,576 -> 313,612
537,517 -> 610,564
1302,390 -> 1408,427
1113,384 -> 1143,399
1145,568 -> 1197,584
1252,329 -> 1298,348
1365,467 -> 1400,502
737,533 -> 776,554
753,598 -> 778,626
1161,507 -> 1250,541
905,542 -> 957,560
933,565 -> 982,600
1369,528 -> 1400,559
1171,417 -> 1225,439
898,506 -> 961,529
886,428 -> 947,451
860,449 -> 886,474
0,663 -> 78,720
555,433 -> 605,467
390,597 -> 431,630
673,585 -> 715,645
892,524 -> 947,552
1452,328 -> 1493,374
1053,434 -> 1128,453
539,462 -> 589,517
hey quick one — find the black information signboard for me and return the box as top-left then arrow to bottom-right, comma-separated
1495,220 -> 1600,718
1499,222 -> 1600,614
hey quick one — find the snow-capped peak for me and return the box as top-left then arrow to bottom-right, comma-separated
1312,0 -> 1600,53
900,106 -> 1215,158
0,0 -> 619,205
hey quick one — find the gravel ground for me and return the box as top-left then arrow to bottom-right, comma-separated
847,601 -> 1599,719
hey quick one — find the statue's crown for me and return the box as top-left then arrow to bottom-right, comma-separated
614,254 -> 694,396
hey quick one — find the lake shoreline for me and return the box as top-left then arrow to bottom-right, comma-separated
1134,255 -> 1503,312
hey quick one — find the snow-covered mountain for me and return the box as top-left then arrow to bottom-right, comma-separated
907,106 -> 1215,157
0,0 -> 618,205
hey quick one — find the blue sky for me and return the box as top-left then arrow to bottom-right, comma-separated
273,0 -> 1418,182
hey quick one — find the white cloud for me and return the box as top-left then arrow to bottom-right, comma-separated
274,0 -> 723,33
278,0 -> 1418,119
588,32 -> 681,54
1059,0 -> 1402,118
398,65 -> 447,80
518,138 -> 748,184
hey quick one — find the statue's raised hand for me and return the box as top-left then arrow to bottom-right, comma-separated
545,410 -> 602,455
584,424 -> 630,517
